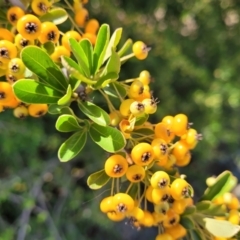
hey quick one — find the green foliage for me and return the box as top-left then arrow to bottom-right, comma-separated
87,169 -> 110,190
204,218 -> 240,238
55,114 -> 82,132
39,8 -> 68,25
200,171 -> 236,201
93,24 -> 110,74
89,123 -> 126,152
13,80 -> 63,104
21,46 -> 68,91
78,101 -> 110,126
2,1 -> 240,239
57,84 -> 72,105
58,130 -> 87,162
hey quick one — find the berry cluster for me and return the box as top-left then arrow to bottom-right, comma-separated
0,1 -> 239,240
0,0 -> 98,117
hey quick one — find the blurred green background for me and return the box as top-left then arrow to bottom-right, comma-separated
1,0 -> 240,239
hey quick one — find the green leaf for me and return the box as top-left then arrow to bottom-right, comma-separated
79,39 -> 93,75
42,42 -> 55,55
71,71 -> 96,85
180,216 -> 195,229
93,24 -> 110,73
200,171 -> 232,201
94,72 -> 118,89
215,175 -> 238,199
196,201 -> 212,211
200,203 -> 226,216
13,79 -> 63,104
56,114 -> 82,132
135,114 -> 149,126
103,82 -> 127,99
69,38 -> 90,77
58,130 -> 87,162
104,49 -> 120,74
69,75 -> 80,91
131,128 -> 154,139
48,105 -> 75,115
103,28 -> 122,62
100,49 -> 120,83
182,206 -> 196,216
117,38 -> 133,57
57,85 -> 72,105
61,56 -> 84,76
87,169 -> 110,190
189,230 -> 206,240
78,101 -> 110,126
204,218 -> 240,238
40,8 -> 68,25
89,123 -> 126,152
21,46 -> 68,91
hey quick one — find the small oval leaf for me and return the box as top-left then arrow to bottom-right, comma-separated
103,28 -> 122,62
87,169 -> 110,190
61,55 -> 84,76
57,85 -> 72,105
131,128 -> 154,139
93,24 -> 110,73
117,38 -> 133,57
56,114 -> 82,132
40,8 -> 68,25
58,130 -> 87,162
200,171 -> 232,201
204,218 -> 240,238
89,123 -> 126,152
196,201 -> 212,211
48,105 -> 74,115
182,206 -> 196,216
13,79 -> 63,104
21,46 -> 68,91
69,38 -> 90,77
135,114 -> 149,126
78,101 -> 110,126
94,72 -> 118,89
79,39 -> 93,74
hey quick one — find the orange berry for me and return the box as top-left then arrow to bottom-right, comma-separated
0,81 -> 15,104
0,28 -> 14,42
172,113 -> 188,137
126,165 -> 145,182
132,41 -> 149,60
74,8 -> 89,27
82,33 -> 96,45
85,19 -> 99,34
31,0 -> 51,16
13,105 -> 28,118
7,6 -> 25,26
104,154 -> 128,178
0,40 -> 18,64
170,178 -> 192,200
131,142 -> 155,166
113,193 -> 134,214
38,22 -> 60,44
28,104 -> 48,117
17,14 -> 42,40
100,196 -> 115,213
